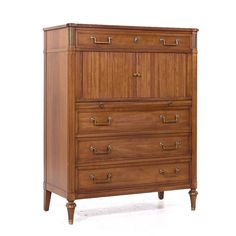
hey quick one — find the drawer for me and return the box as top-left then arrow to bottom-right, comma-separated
76,109 -> 190,135
77,161 -> 190,192
77,134 -> 191,163
76,28 -> 192,51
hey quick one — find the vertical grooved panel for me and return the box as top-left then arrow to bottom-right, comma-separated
154,53 -> 187,99
82,52 -> 133,99
81,52 -> 188,100
137,53 -> 151,97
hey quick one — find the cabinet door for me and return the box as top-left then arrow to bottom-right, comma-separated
137,53 -> 188,98
82,52 -> 134,99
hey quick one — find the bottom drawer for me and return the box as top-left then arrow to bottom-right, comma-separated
77,161 -> 190,192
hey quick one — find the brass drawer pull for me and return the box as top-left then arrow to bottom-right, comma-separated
90,145 -> 112,155
90,36 -> 112,44
133,72 -> 142,77
90,117 -> 112,126
160,141 -> 181,151
160,114 -> 179,124
89,173 -> 112,184
160,38 -> 180,46
159,168 -> 180,177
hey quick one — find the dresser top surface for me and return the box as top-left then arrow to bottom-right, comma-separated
43,23 -> 198,32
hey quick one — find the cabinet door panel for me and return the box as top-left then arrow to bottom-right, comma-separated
138,53 -> 187,98
82,52 -> 134,99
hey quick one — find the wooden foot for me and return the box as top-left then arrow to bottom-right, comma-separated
66,201 -> 76,224
189,189 -> 198,210
44,190 -> 51,211
158,191 -> 164,200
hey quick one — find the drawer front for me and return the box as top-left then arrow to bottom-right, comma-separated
77,134 -> 191,162
77,162 -> 190,192
76,29 -> 192,51
76,109 -> 190,135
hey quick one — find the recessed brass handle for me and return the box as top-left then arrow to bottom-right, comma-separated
160,114 -> 179,124
159,168 -> 180,177
160,141 -> 181,151
90,145 -> 112,155
133,72 -> 142,77
90,117 -> 112,126
90,36 -> 112,44
89,173 -> 112,184
160,38 -> 180,46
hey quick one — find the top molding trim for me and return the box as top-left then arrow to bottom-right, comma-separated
43,23 -> 199,32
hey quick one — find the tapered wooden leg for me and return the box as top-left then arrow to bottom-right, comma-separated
44,190 -> 51,211
189,189 -> 198,210
66,201 -> 76,224
158,191 -> 164,200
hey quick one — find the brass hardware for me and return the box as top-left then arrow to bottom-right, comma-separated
90,36 -> 112,44
193,33 -> 197,49
160,114 -> 179,124
66,202 -> 76,209
160,141 -> 181,151
134,36 -> 140,43
133,72 -> 142,77
90,144 -> 112,155
89,173 -> 112,184
68,28 -> 75,48
68,220 -> 73,225
159,168 -> 180,177
160,38 -> 180,46
90,117 -> 112,126
98,102 -> 105,109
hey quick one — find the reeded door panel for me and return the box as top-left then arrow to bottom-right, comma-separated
81,52 -> 134,99
137,53 -> 188,98
78,52 -> 189,100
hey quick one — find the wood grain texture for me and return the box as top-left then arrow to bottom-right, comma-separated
76,108 -> 190,135
80,52 -> 188,100
45,50 -> 68,194
67,28 -> 76,201
77,161 -> 190,192
44,27 -> 77,202
46,28 -> 68,50
82,52 -> 134,99
77,134 -> 191,162
76,100 -> 192,111
153,53 -> 187,98
191,50 -> 198,190
76,29 -> 192,51
44,190 -> 51,211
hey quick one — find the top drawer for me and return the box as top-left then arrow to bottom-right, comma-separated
76,28 -> 193,51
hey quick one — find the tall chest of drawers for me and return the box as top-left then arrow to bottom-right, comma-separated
44,23 -> 198,224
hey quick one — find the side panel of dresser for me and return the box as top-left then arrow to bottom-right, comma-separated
44,27 -> 76,200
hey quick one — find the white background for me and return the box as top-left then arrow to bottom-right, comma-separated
0,0 -> 235,235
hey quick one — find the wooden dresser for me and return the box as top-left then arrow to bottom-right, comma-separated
44,23 -> 198,224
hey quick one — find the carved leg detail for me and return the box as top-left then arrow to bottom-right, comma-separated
158,191 -> 164,200
189,189 -> 198,210
44,190 -> 51,211
66,201 -> 76,224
